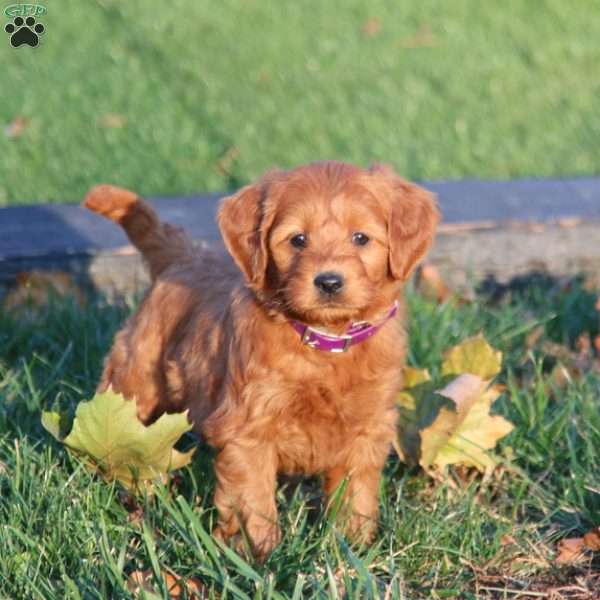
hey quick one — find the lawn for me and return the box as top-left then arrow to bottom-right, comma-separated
1,278 -> 599,598
1,0 -> 600,206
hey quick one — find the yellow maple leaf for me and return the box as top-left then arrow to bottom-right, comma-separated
420,374 -> 513,472
441,334 -> 502,379
403,366 -> 432,388
42,389 -> 195,491
396,336 -> 513,473
397,367 -> 432,411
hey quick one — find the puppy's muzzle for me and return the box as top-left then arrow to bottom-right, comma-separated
314,272 -> 344,295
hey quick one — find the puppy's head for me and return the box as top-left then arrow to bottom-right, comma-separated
218,162 -> 438,325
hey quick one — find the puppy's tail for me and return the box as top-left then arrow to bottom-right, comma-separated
83,185 -> 193,281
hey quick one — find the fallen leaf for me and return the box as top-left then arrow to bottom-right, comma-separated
215,146 -> 240,177
128,505 -> 145,526
422,376 -> 513,471
396,379 -> 451,466
548,362 -> 573,391
4,271 -> 85,318
441,334 -> 502,379
583,526 -> 600,551
556,217 -> 581,229
524,325 -> 545,350
438,220 -> 497,235
41,389 -> 195,492
118,491 -> 145,525
415,264 -> 452,304
256,68 -> 271,83
4,115 -> 29,138
397,337 -> 512,473
402,366 -> 431,388
361,18 -> 381,37
98,113 -> 127,129
500,534 -> 517,547
127,570 -> 155,595
555,537 -> 586,564
575,332 -> 592,356
128,570 -> 207,599
397,23 -> 437,48
541,340 -> 597,378
40,410 -> 70,441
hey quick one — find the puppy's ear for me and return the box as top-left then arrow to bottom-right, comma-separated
217,174 -> 279,289
370,164 -> 440,281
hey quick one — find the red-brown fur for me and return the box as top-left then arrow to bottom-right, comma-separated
84,161 -> 438,559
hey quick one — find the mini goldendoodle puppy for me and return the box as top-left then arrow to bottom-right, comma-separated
84,161 -> 439,559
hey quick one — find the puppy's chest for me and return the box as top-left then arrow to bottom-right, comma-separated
271,377 -> 389,473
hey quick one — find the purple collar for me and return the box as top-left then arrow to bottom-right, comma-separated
290,301 -> 399,353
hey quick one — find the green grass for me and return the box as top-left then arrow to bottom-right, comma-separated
1,281 -> 599,598
1,0 -> 600,206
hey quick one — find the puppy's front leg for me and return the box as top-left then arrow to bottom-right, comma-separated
213,441 -> 280,560
325,437 -> 391,544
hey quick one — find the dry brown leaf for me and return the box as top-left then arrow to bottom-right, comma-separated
4,115 -> 29,138
548,362 -> 573,391
397,23 -> 436,48
99,113 -> 127,129
541,339 -> 599,378
128,569 -> 207,598
500,534 -> 517,547
555,537 -> 586,564
215,146 -> 240,177
127,570 -> 154,595
256,68 -> 271,83
438,220 -> 497,234
415,264 -> 452,304
557,217 -> 582,229
361,18 -> 381,37
583,526 -> 600,551
4,271 -> 84,317
575,332 -> 592,357
118,491 -> 145,525
525,325 -> 545,350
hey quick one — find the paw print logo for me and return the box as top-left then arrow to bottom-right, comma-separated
5,15 -> 44,47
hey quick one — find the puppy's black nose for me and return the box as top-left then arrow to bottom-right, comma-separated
314,272 -> 344,295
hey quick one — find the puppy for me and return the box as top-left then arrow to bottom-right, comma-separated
84,161 -> 438,559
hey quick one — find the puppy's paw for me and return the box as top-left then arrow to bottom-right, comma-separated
213,523 -> 281,563
213,527 -> 246,553
344,513 -> 378,546
213,522 -> 239,544
247,523 -> 281,562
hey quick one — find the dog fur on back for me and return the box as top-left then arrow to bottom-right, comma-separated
84,161 -> 439,559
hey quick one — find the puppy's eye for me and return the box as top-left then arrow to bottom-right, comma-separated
352,232 -> 370,246
290,233 -> 307,249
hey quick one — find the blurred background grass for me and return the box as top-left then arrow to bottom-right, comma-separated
1,0 -> 599,206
